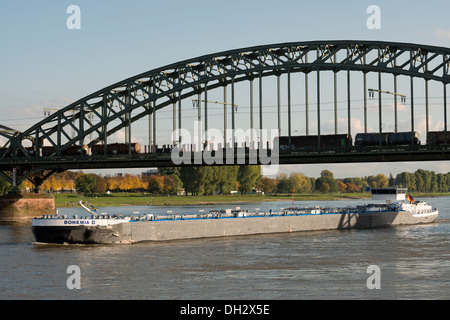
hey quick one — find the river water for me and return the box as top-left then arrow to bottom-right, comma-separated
0,197 -> 449,300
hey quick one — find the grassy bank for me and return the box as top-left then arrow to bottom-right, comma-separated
54,192 -> 374,208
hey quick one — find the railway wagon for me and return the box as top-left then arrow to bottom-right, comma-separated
354,131 -> 420,146
426,131 -> 450,145
275,134 -> 352,151
0,145 -> 90,157
91,143 -> 142,155
42,145 -> 90,156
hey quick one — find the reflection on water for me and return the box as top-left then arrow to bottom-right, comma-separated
0,198 -> 449,299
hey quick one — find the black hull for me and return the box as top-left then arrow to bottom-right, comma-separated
32,226 -> 111,244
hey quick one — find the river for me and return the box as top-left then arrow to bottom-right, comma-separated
0,197 -> 449,300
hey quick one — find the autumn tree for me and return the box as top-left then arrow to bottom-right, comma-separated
375,173 -> 389,189
158,167 -> 183,193
94,176 -> 107,193
337,180 -> 347,193
257,177 -> 278,193
147,175 -> 164,194
289,172 -> 313,193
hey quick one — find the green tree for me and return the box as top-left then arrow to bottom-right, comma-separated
217,166 -> 239,194
315,170 -> 337,194
430,172 -> 438,193
179,166 -> 215,195
276,173 -> 291,193
437,173 -> 447,192
315,176 -> 337,193
75,174 -> 97,195
389,173 -> 395,186
238,165 -> 261,194
319,182 -> 330,194
375,173 -> 389,188
320,169 -> 334,179
415,170 -> 425,192
158,167 -> 183,193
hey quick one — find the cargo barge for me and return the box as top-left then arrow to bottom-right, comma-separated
31,188 -> 438,245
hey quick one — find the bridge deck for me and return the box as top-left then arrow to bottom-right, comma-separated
2,145 -> 449,171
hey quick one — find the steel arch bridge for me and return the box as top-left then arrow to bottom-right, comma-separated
1,40 -> 450,191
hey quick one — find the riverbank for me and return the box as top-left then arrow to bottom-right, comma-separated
54,192 -> 371,208
51,191 -> 450,208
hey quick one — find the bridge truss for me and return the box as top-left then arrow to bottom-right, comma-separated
1,40 -> 450,191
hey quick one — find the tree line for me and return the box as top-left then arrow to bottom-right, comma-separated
391,169 -> 450,193
2,167 -> 450,196
258,170 -> 389,194
70,166 -> 262,196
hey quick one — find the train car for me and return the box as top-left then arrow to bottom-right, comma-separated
1,145 -> 90,157
42,146 -> 55,157
91,143 -> 141,155
0,146 -> 36,157
63,145 -> 90,156
41,145 -> 90,156
275,134 -> 352,151
24,147 -> 38,156
355,131 -> 420,147
426,131 -> 450,145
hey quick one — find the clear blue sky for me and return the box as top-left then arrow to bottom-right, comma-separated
1,0 -> 450,178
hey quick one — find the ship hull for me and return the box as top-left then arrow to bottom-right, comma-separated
32,225 -> 129,244
32,210 -> 438,245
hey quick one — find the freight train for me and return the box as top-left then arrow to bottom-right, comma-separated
0,145 -> 90,157
354,131 -> 420,147
42,145 -> 90,156
0,143 -> 142,157
426,131 -> 450,145
276,131 -> 427,151
2,130 -> 449,158
91,143 -> 141,155
275,134 -> 352,151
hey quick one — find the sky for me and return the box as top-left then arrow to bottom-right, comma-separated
1,0 -> 450,179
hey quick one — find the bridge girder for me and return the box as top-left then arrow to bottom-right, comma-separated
2,40 -> 448,160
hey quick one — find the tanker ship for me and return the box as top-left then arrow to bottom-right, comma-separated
32,188 -> 438,245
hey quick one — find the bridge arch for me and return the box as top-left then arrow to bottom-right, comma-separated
5,40 -> 449,159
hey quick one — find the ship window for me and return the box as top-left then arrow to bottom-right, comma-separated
372,189 -> 396,194
371,188 -> 407,195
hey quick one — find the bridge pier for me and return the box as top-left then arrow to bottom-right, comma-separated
11,167 -> 18,194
